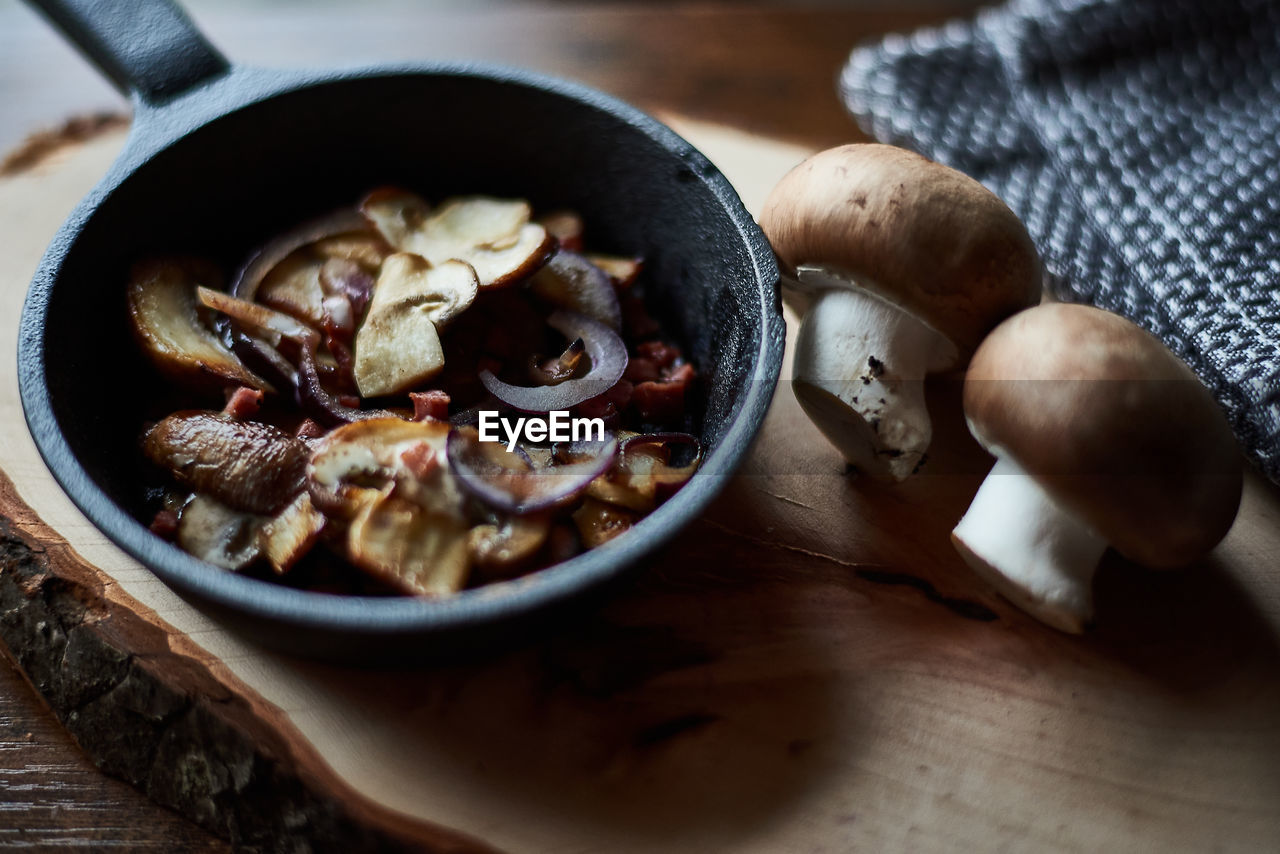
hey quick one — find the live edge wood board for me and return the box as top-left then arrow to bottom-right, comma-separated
1,117 -> 1279,853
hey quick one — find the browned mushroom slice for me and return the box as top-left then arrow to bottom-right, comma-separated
256,250 -> 326,325
127,258 -> 265,390
585,254 -> 643,290
257,491 -> 326,574
372,195 -> 554,289
353,255 -> 479,397
176,494 -> 263,571
347,492 -> 470,596
586,433 -> 702,511
359,186 -> 432,250
536,209 -> 584,251
144,412 -> 309,515
312,232 -> 390,271
307,417 -> 462,518
468,512 -> 551,575
571,496 -> 639,548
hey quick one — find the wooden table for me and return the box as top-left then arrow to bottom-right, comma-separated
10,2 -> 1280,852
0,4 -> 976,846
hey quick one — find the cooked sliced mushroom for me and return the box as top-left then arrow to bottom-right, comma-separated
586,434 -> 701,512
352,255 -> 479,397
308,417 -> 463,518
347,492 -> 470,596
585,254 -> 643,290
469,512 -> 551,575
257,491 -> 326,574
127,258 -> 265,390
366,193 -> 553,289
360,186 -> 432,250
257,250 -> 326,325
177,494 -> 263,571
144,411 -> 309,515
308,417 -> 472,593
312,232 -> 390,271
572,496 -> 639,548
368,252 -> 478,327
537,209 -> 584,251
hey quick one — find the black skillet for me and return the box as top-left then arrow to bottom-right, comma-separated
17,0 -> 784,661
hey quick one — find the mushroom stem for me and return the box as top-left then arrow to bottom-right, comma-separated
790,270 -> 957,479
951,455 -> 1108,633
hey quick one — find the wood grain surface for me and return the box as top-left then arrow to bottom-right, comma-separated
0,4 -> 944,846
5,3 -> 1280,852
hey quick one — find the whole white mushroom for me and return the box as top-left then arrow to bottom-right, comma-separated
760,144 -> 1041,479
952,303 -> 1243,632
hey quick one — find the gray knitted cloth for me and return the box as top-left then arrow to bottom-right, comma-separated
841,0 -> 1280,480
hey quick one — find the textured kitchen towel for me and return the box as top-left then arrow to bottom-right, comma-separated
841,0 -> 1280,480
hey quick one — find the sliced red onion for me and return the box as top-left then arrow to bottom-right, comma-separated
297,347 -> 389,427
231,208 -> 370,302
446,426 -> 617,514
529,251 -> 621,330
479,310 -> 628,412
201,287 -> 388,427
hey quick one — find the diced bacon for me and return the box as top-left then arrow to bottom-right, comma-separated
338,394 -> 361,409
295,419 -> 325,440
624,357 -> 661,384
622,294 -> 660,339
149,508 -> 180,540
410,390 -> 451,422
399,441 -> 439,480
636,340 -> 680,369
632,363 -> 695,423
221,386 -> 264,420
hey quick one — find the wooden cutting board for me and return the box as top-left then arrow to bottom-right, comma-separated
2,115 -> 1279,853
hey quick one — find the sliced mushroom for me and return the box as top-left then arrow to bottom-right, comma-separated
307,417 -> 472,594
347,492 -> 470,596
256,232 -> 390,325
257,491 -> 326,574
308,417 -> 463,518
572,496 -> 639,548
144,411 -> 309,515
127,258 -> 265,390
257,250 -> 327,325
312,232 -> 390,272
352,255 -> 479,397
468,512 -> 551,576
586,433 -> 701,512
952,304 -> 1243,632
537,209 -> 584,251
585,254 -> 643,290
176,494 -> 263,571
360,186 -> 432,250
760,144 -> 1041,480
365,192 -> 554,289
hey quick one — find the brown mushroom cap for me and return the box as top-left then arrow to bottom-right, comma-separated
759,144 -> 1041,353
964,303 -> 1242,567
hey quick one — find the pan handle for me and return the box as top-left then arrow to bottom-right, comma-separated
24,0 -> 228,105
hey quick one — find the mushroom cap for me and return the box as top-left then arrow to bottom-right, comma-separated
963,303 -> 1242,567
759,144 -> 1041,353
